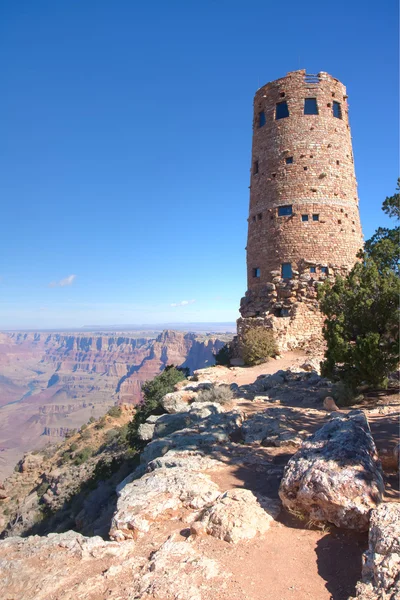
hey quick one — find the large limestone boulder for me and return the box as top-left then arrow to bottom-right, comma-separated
0,531 -> 136,600
141,409 -> 243,465
160,390 -> 196,413
135,534 -> 223,600
197,488 -> 280,543
110,464 -> 221,541
351,502 -> 400,599
241,406 -> 320,448
279,410 -> 384,531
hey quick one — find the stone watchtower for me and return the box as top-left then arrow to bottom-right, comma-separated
238,70 -> 363,350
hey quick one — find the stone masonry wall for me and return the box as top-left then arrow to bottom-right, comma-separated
238,70 -> 364,351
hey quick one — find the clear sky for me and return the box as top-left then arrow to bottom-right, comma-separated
1,0 -> 398,329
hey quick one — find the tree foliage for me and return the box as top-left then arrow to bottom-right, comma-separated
319,182 -> 400,391
127,365 -> 187,448
214,343 -> 232,366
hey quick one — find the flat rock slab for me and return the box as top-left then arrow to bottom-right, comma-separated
279,410 -> 384,531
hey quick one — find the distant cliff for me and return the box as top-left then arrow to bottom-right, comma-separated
0,330 -> 231,478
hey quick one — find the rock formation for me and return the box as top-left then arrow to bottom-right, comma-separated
279,410 -> 384,531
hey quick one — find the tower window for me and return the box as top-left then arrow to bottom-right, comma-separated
259,111 -> 266,127
302,214 -> 309,221
312,214 -> 319,221
285,156 -> 293,164
336,160 -> 340,165
257,213 -> 262,220
310,267 -> 316,273
280,92 -> 285,97
304,98 -> 319,115
253,160 -> 259,174
281,263 -> 292,279
278,205 -> 292,216
332,101 -> 342,119
321,267 -> 328,274
276,101 -> 289,120
253,267 -> 260,278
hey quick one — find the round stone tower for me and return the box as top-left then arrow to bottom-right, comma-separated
238,69 -> 364,350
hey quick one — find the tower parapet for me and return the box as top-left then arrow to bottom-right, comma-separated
238,70 -> 363,350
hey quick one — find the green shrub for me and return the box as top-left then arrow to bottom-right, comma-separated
214,344 -> 232,366
105,428 -> 120,444
95,417 -> 107,430
36,482 -> 50,497
81,430 -> 91,441
107,405 -> 122,418
69,443 -> 78,452
241,327 -> 278,366
73,447 -> 93,466
127,365 -> 187,448
80,423 -> 87,431
319,182 -> 399,391
196,384 -> 234,405
88,416 -> 96,424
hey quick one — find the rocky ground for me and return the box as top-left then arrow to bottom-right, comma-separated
0,353 -> 398,600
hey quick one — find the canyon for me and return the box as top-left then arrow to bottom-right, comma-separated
0,329 -> 231,479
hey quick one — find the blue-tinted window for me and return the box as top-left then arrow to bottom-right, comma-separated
281,263 -> 292,279
333,101 -> 342,119
302,214 -> 309,222
278,205 -> 292,216
285,156 -> 293,164
312,214 -> 319,221
321,267 -> 328,274
276,101 -> 289,120
310,267 -> 316,273
253,267 -> 260,278
259,111 -> 266,127
304,98 -> 319,115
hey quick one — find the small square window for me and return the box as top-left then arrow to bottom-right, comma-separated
280,92 -> 285,97
304,98 -> 319,115
336,160 -> 340,165
332,101 -> 342,119
253,267 -> 260,278
252,216 -> 256,222
276,101 -> 289,120
304,166 -> 308,171
259,111 -> 266,127
253,160 -> 259,174
312,214 -> 319,221
310,267 -> 316,273
257,213 -> 262,220
278,205 -> 292,216
302,214 -> 309,222
285,156 -> 293,164
321,267 -> 328,274
280,308 -> 290,317
281,263 -> 292,279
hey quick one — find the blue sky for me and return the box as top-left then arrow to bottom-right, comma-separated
1,0 -> 398,329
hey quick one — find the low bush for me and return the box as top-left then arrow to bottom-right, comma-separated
241,327 -> 278,366
107,405 -> 122,418
214,344 -> 232,367
73,447 -> 93,466
196,384 -> 233,405
127,365 -> 187,448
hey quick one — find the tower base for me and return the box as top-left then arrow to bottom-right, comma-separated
237,267 -> 347,352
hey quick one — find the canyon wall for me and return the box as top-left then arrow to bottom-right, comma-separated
0,329 -> 230,478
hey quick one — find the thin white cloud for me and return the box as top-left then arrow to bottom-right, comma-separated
170,299 -> 196,307
49,274 -> 76,288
